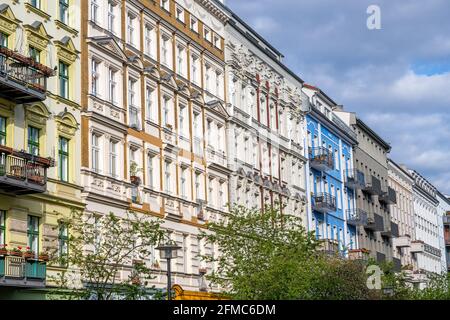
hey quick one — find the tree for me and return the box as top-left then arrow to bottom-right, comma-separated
48,210 -> 166,300
200,204 -> 374,300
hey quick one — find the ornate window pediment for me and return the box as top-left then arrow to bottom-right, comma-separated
0,4 -> 20,35
55,36 -> 79,64
25,103 -> 50,128
24,21 -> 52,51
55,111 -> 78,138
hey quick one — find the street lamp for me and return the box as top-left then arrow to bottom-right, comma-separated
156,241 -> 181,300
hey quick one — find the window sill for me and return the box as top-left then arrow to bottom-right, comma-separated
55,20 -> 79,36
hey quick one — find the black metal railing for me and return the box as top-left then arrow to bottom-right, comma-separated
365,212 -> 384,231
312,192 -> 336,213
380,186 -> 397,204
363,175 -> 382,195
308,147 -> 334,171
344,169 -> 366,189
346,208 -> 368,226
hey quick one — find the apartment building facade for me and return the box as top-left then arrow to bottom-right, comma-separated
223,10 -> 308,219
0,0 -> 83,299
80,0 -> 230,292
302,85 -> 358,256
436,192 -> 450,272
335,111 -> 397,265
409,170 -> 444,286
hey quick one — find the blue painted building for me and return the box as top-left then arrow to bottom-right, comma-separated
303,84 -> 358,255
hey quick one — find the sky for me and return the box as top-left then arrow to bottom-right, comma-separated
225,0 -> 450,195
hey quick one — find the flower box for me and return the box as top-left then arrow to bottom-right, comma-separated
0,247 -> 8,256
23,251 -> 35,260
9,250 -> 23,257
39,253 -> 49,262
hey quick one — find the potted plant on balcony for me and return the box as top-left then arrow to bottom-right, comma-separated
38,251 -> 50,262
0,244 -> 8,256
23,247 -> 35,260
129,161 -> 142,186
9,246 -> 23,257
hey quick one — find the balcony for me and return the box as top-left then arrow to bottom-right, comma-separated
365,212 -> 384,232
376,252 -> 386,263
318,239 -> 340,256
410,240 -> 425,253
0,256 -> 46,288
206,147 -> 227,169
348,248 -> 370,262
346,208 -> 368,226
308,147 -> 334,172
380,187 -> 397,204
0,46 -> 54,103
0,145 -> 54,195
363,175 -> 382,195
312,192 -> 336,213
344,169 -> 366,190
381,221 -> 400,238
393,235 -> 411,248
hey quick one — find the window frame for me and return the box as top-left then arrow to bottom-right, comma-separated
28,126 -> 40,156
59,61 -> 70,99
59,136 -> 70,182
0,116 -> 6,146
0,210 -> 5,245
27,215 -> 40,255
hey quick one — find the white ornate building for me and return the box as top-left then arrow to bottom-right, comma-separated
224,11 -> 309,221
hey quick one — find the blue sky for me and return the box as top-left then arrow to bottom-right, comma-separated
226,0 -> 450,194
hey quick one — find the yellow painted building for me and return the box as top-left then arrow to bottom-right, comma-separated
0,0 -> 83,299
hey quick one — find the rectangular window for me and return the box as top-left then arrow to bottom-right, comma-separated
179,104 -> 186,136
107,1 -> 115,33
59,61 -> 69,98
109,140 -> 118,178
148,155 -> 154,188
60,0 -> 69,24
0,32 -> 8,48
213,35 -> 220,49
146,86 -> 156,122
165,161 -> 171,193
92,134 -> 100,173
58,223 -> 69,260
204,27 -> 211,42
162,96 -> 170,127
127,14 -> 135,45
28,215 -> 39,255
176,5 -> 184,22
145,25 -> 154,56
177,46 -> 184,75
190,16 -> 198,32
195,172 -> 201,200
161,36 -> 169,65
31,0 -> 42,9
28,126 -> 40,156
180,167 -> 186,198
0,116 -> 6,145
91,0 -> 99,22
161,0 -> 169,11
29,46 -> 41,63
0,211 -> 5,245
91,59 -> 99,96
108,68 -> 116,104
191,55 -> 198,84
59,137 -> 69,182
128,78 -> 136,107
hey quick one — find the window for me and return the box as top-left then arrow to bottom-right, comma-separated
190,16 -> 198,32
161,35 -> 169,65
208,178 -> 213,205
162,96 -> 171,127
60,0 -> 69,24
91,0 -> 99,22
215,71 -> 221,96
59,61 -> 69,98
0,117 -> 6,145
107,1 -> 115,33
191,55 -> 198,83
59,137 -> 69,182
0,211 -> 5,245
28,126 -> 40,156
195,172 -> 201,199
161,0 -> 169,11
177,45 -> 185,75
180,167 -> 187,198
0,32 -> 8,48
108,68 -> 116,104
28,216 -> 39,255
165,161 -> 171,193
128,78 -> 136,107
109,140 -> 118,178
92,134 -> 100,173
176,5 -> 184,22
205,65 -> 210,91
31,0 -> 42,9
146,86 -> 154,121
145,25 -> 154,57
127,14 -> 135,45
204,27 -> 211,42
148,154 -> 154,188
29,46 -> 41,63
91,59 -> 99,96
179,103 -> 186,136
213,35 -> 220,48
58,223 -> 69,260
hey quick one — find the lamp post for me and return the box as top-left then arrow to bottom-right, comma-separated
156,242 -> 181,300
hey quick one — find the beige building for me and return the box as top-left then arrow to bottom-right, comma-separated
0,0 -> 83,299
80,0 -> 229,292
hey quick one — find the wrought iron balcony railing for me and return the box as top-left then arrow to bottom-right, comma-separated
308,147 -> 334,171
312,192 -> 336,213
364,212 -> 384,232
0,145 -> 54,195
346,208 -> 368,226
318,239 -> 340,256
0,45 -> 54,103
344,169 -> 366,190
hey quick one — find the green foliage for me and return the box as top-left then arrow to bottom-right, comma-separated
48,210 -> 166,300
